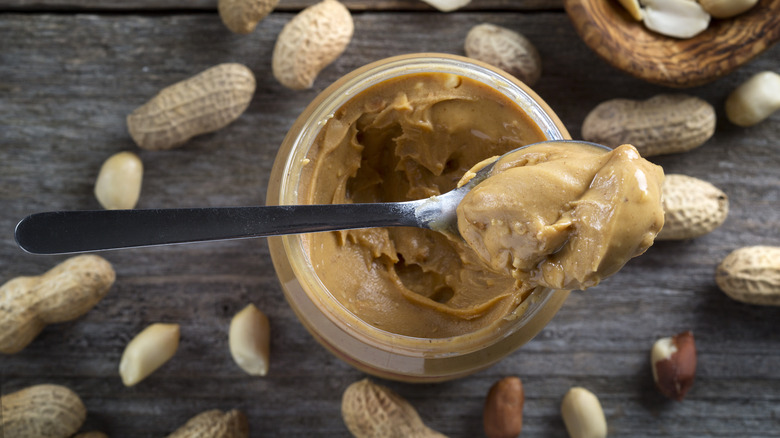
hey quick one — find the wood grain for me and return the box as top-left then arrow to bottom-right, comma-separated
0,0 -> 564,11
565,0 -> 780,88
1,8 -> 779,437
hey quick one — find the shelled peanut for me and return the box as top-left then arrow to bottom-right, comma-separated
725,71 -> 780,127
119,323 -> 181,386
561,387 -> 607,438
0,255 -> 115,354
617,0 -> 758,39
229,303 -> 271,376
421,0 -> 471,11
699,0 -> 759,18
651,331 -> 697,400
94,151 -> 143,210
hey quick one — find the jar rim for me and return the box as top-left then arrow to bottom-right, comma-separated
269,53 -> 570,372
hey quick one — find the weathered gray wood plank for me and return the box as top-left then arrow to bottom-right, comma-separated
0,0 -> 563,11
1,10 -> 779,437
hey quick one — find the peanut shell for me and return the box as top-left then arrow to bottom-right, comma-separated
167,409 -> 249,438
582,94 -> 715,157
341,379 -> 446,438
219,0 -> 279,34
716,246 -> 780,306
465,23 -> 541,86
658,174 -> 728,240
272,0 -> 353,90
127,63 -> 256,150
1,384 -> 86,438
0,255 -> 115,354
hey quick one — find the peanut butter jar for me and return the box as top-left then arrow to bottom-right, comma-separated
267,53 -> 571,382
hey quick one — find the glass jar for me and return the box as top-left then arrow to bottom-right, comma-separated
267,53 -> 571,382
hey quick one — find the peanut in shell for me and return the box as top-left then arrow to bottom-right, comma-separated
582,94 -> 715,157
716,246 -> 780,306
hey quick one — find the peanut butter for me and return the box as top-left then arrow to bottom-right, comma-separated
457,142 -> 665,291
299,72 -> 664,339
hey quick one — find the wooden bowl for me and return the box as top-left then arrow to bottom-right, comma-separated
564,0 -> 780,88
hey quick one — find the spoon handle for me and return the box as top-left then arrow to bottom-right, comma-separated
15,203 -> 419,255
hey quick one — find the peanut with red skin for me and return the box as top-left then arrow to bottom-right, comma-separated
483,377 -> 524,438
652,331 -> 697,401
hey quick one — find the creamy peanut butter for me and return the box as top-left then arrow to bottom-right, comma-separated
457,142 -> 665,291
299,72 -> 664,339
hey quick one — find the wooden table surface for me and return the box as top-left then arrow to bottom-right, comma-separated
2,1 -> 779,436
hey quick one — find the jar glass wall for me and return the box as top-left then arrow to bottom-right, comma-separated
267,53 -> 571,382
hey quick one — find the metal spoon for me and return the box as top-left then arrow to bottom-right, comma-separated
14,140 -> 609,255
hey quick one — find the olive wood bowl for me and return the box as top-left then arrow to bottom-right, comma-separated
564,0 -> 780,88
